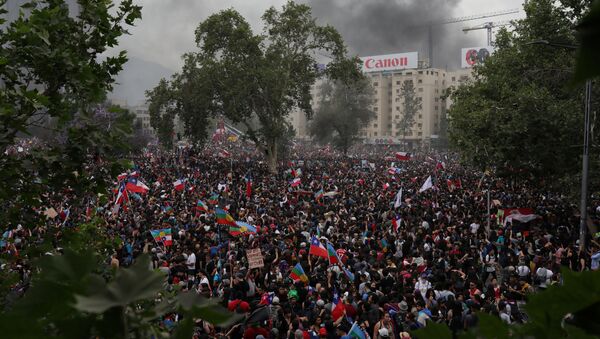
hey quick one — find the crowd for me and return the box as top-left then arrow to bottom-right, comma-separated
3,136 -> 600,339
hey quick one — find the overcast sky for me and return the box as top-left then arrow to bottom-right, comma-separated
107,0 -> 525,105
116,0 -> 524,71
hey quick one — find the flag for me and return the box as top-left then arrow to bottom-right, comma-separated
392,216 -> 402,233
388,167 -> 402,175
503,208 -> 538,225
208,193 -> 219,205
309,236 -> 328,258
343,267 -> 355,281
394,188 -> 403,208
447,178 -> 462,191
382,182 -> 390,190
290,263 -> 309,283
496,209 -> 505,226
259,292 -> 274,305
215,208 -> 236,227
419,176 -> 433,193
218,149 -> 231,158
315,189 -> 324,202
410,176 -> 418,183
229,221 -> 257,236
395,152 -> 411,161
150,228 -> 173,246
331,288 -> 345,321
291,178 -> 301,187
129,171 -> 139,178
348,322 -> 366,339
117,172 -> 128,181
295,168 -> 302,178
173,179 -> 185,191
326,242 -> 341,265
59,208 -> 70,223
436,161 -> 446,171
336,249 -> 347,262
245,178 -> 252,198
196,200 -> 209,212
125,178 -> 149,194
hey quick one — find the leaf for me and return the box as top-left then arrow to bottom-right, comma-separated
74,255 -> 165,313
177,291 -> 243,326
411,321 -> 452,339
572,0 -> 600,84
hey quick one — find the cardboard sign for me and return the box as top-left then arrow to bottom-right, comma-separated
247,248 -> 264,269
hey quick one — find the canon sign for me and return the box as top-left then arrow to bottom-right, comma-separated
360,52 -> 418,73
461,46 -> 494,68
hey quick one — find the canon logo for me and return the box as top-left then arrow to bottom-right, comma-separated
364,57 -> 408,69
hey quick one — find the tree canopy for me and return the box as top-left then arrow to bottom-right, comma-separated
147,1 -> 363,171
397,80 -> 422,142
448,0 -> 600,182
309,78 -> 375,154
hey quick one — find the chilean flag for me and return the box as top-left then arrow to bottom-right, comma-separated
331,289 -> 345,321
291,178 -> 301,187
218,149 -> 231,158
125,178 -> 149,193
392,216 -> 402,233
309,236 -> 328,258
173,179 -> 185,191
395,152 -> 411,161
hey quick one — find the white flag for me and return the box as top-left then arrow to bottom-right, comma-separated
419,176 -> 433,193
394,188 -> 403,208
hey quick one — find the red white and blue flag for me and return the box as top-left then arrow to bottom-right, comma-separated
309,236 -> 328,258
173,179 -> 185,191
395,152 -> 411,161
125,177 -> 149,194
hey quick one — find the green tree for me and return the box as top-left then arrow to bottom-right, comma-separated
448,0 -> 600,180
147,1 -> 362,172
146,78 -> 177,148
309,78 -> 375,154
397,80 -> 422,143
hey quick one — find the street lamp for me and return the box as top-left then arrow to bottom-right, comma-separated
527,39 -> 592,251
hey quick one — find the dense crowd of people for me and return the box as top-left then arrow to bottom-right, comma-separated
3,137 -> 600,338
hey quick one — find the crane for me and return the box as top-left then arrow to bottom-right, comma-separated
462,21 -> 514,46
427,8 -> 520,67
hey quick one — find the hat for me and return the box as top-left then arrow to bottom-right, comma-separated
319,328 -> 327,336
272,296 -> 280,304
316,299 -> 325,307
378,328 -> 390,337
399,301 -> 409,312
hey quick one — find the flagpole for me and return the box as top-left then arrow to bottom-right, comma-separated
486,186 -> 491,237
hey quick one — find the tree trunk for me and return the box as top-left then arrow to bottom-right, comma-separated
266,141 -> 278,174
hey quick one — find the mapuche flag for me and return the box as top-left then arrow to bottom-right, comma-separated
215,208 -> 236,227
290,263 -> 309,283
150,228 -> 173,246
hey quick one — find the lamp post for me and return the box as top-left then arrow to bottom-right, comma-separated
527,40 -> 592,251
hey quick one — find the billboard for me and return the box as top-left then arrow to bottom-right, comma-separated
360,52 -> 418,73
461,46 -> 494,68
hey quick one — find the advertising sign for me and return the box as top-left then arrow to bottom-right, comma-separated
360,52 -> 418,72
461,46 -> 494,68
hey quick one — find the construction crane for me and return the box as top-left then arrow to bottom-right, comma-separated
462,21 -> 513,46
427,8 -> 520,67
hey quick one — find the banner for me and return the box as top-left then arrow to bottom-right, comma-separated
247,248 -> 264,269
461,46 -> 494,68
360,52 -> 418,72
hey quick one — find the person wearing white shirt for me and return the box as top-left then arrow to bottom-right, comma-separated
186,250 -> 197,274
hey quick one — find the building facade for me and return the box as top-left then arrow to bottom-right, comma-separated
288,55 -> 472,147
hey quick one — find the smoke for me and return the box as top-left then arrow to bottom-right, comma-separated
305,0 -> 480,69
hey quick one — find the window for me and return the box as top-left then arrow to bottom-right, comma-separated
418,132 -> 422,136
435,106 -> 438,110
396,81 -> 401,85
388,107 -> 392,112
374,123 -> 378,128
396,107 -> 400,111
374,132 -> 378,136
396,132 -> 401,136
418,71 -> 423,74
418,88 -> 423,92
374,107 -> 378,111
374,98 -> 378,103
435,89 -> 439,93
404,79 -> 413,85
387,124 -> 392,129
418,123 -> 422,128
395,115 -> 399,119
396,89 -> 400,94
373,82 -> 378,86
435,98 -> 439,102
406,72 -> 412,75
418,114 -> 422,119
418,79 -> 423,84
452,76 -> 456,81
374,90 -> 378,95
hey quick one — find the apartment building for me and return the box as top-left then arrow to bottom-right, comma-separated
289,53 -> 472,147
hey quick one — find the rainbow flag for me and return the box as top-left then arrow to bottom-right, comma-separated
314,189 -> 324,201
290,263 -> 309,283
215,208 -> 236,227
229,221 -> 257,236
150,228 -> 172,246
196,200 -> 209,212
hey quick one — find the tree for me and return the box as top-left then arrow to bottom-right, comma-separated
309,78 -> 375,154
397,80 -> 422,143
448,0 -> 600,180
146,78 -> 177,149
147,1 -> 362,172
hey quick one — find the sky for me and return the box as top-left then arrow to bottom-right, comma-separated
108,0 -> 525,105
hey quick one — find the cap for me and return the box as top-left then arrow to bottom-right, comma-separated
379,328 -> 390,337
319,328 -> 327,336
316,299 -> 325,307
272,296 -> 280,304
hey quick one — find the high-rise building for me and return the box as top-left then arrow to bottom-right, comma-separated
288,53 -> 472,147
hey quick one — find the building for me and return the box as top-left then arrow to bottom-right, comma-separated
130,104 -> 153,133
288,53 -> 473,147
